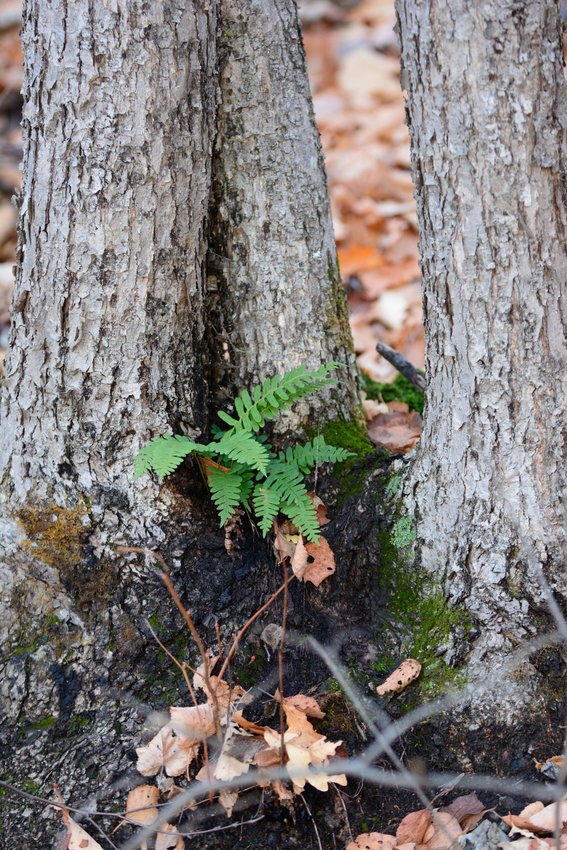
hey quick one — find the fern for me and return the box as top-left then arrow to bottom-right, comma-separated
206,466 -> 244,526
252,484 -> 281,537
217,364 -> 338,433
214,429 -> 270,473
278,435 -> 354,474
134,434 -> 210,480
134,363 -> 350,539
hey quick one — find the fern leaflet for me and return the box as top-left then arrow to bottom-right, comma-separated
252,484 -> 281,537
207,466 -> 243,526
279,435 -> 354,473
134,435 -> 208,480
215,429 -> 270,473
219,364 -> 339,433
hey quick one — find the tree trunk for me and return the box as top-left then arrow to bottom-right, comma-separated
396,0 -> 567,695
0,2 -> 360,845
208,0 -> 359,427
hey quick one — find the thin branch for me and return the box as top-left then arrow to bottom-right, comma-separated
278,560 -> 290,762
375,341 -> 426,391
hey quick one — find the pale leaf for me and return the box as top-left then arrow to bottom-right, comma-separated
170,704 -> 216,741
281,693 -> 325,719
347,834 -> 397,850
66,817 -> 104,850
376,659 -> 421,695
426,812 -> 462,850
136,724 -> 199,777
155,824 -> 184,850
396,809 -> 432,844
219,789 -> 239,817
125,785 -> 159,826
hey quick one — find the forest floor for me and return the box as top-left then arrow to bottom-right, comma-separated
1,2 -> 565,849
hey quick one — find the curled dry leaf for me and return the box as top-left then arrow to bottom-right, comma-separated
136,724 -> 200,777
525,797 -> 567,832
281,692 -> 326,719
347,834 -> 397,850
290,534 -> 336,586
520,802 -> 545,819
155,824 -> 185,850
426,812 -> 462,850
170,704 -> 216,741
64,816 -> 104,850
193,651 -> 220,692
125,784 -> 160,826
396,808 -> 432,844
534,755 -> 565,780
376,659 -> 421,696
308,492 -> 330,525
219,789 -> 239,817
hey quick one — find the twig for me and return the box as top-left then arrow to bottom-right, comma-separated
300,793 -> 323,850
376,341 -> 426,391
217,576 -> 294,682
278,561 -> 290,762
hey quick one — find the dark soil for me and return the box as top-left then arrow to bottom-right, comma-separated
1,454 -> 565,849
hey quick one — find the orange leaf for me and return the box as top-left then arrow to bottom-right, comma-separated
290,535 -> 336,586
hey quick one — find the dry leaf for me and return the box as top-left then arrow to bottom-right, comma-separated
442,793 -> 484,829
64,816 -> 104,850
170,705 -> 216,741
214,721 -> 251,781
282,693 -> 325,719
219,789 -> 239,817
396,808 -> 432,844
376,659 -> 421,696
309,492 -> 330,526
193,651 -> 220,692
155,824 -> 184,850
273,521 -> 297,563
426,812 -> 462,850
125,785 -> 159,826
520,802 -> 545,819
526,798 -> 567,832
347,834 -> 397,850
136,724 -> 200,777
290,535 -> 336,586
368,410 -> 422,454
534,756 -> 565,780
233,709 -> 267,736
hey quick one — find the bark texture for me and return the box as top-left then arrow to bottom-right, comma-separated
0,2 -> 360,845
207,0 -> 359,427
396,0 -> 567,688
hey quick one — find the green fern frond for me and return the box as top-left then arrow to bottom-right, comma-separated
134,434 -> 208,479
252,484 -> 281,537
219,364 -> 339,433
281,489 -> 321,543
207,466 -> 243,526
215,430 -> 270,473
279,435 -> 354,474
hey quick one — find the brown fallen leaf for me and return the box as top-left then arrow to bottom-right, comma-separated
426,812 -> 462,850
136,724 -> 200,777
281,693 -> 326,719
501,813 -> 552,836
219,789 -> 239,817
125,785 -> 159,826
526,797 -> 567,832
347,834 -> 397,850
64,817 -> 105,850
290,535 -> 336,586
155,824 -> 185,850
396,809 -> 432,845
534,755 -> 565,780
441,793 -> 485,828
309,492 -> 330,526
368,409 -> 422,454
376,659 -> 422,696
170,704 -> 216,741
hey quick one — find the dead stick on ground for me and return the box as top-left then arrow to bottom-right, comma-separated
376,340 -> 426,392
278,561 -> 289,763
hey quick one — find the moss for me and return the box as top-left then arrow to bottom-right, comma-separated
378,522 -> 471,699
29,715 -> 56,731
67,713 -> 93,734
17,500 -> 89,570
361,372 -> 424,414
317,417 -> 374,462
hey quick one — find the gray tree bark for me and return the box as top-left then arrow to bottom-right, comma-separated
0,1 -> 358,843
396,0 -> 567,705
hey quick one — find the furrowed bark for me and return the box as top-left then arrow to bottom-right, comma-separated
207,0 -> 359,429
396,0 -> 567,697
0,0 -> 219,536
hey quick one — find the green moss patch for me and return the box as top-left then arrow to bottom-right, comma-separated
378,518 -> 471,698
361,373 -> 424,414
